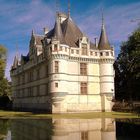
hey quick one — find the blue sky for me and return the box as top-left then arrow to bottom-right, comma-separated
0,0 -> 140,80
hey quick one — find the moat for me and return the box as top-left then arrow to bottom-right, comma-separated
0,118 -> 140,140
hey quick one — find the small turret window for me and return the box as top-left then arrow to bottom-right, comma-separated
100,52 -> 103,56
95,52 -> 98,56
54,61 -> 59,73
55,83 -> 58,88
106,52 -> 109,56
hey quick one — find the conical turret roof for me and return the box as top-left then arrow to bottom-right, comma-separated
98,16 -> 111,50
46,12 -> 96,49
53,13 -> 65,43
12,55 -> 19,69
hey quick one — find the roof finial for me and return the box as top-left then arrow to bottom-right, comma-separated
56,0 -> 59,14
16,42 -> 19,57
68,0 -> 70,17
101,9 -> 105,29
32,29 -> 35,36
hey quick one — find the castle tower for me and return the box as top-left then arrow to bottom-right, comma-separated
49,13 -> 69,113
98,14 -> 115,111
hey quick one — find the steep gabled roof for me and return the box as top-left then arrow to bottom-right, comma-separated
30,30 -> 44,47
61,17 -> 83,47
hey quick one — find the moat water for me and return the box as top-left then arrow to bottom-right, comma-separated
0,118 -> 140,140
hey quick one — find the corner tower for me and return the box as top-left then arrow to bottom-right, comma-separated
98,14 -> 115,111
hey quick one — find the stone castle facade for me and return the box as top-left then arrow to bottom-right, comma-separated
10,12 -> 115,113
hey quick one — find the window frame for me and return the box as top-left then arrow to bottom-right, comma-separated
81,82 -> 87,95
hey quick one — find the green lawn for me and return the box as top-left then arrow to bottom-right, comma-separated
0,110 -> 139,119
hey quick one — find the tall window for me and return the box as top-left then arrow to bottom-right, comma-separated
55,61 -> 59,73
36,69 -> 40,80
22,74 -> 25,84
37,85 -> 40,96
80,63 -> 87,75
81,82 -> 87,95
30,71 -> 33,81
46,66 -> 49,77
46,83 -> 49,95
81,44 -> 87,55
55,82 -> 58,88
81,131 -> 88,140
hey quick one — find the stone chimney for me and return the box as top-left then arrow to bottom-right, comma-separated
94,37 -> 98,47
44,27 -> 49,35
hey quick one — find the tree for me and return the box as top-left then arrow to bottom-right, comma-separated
115,26 -> 140,101
0,45 -> 7,79
0,45 -> 11,97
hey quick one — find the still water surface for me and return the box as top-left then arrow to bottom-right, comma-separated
0,118 -> 140,140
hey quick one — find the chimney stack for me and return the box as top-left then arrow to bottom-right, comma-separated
44,27 -> 49,35
94,37 -> 98,47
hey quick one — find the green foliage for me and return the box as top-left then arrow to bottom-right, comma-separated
115,26 -> 140,100
0,45 -> 11,97
0,45 -> 7,79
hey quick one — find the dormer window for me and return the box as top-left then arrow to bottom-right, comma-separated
54,44 -> 57,51
71,49 -> 74,54
81,44 -> 87,55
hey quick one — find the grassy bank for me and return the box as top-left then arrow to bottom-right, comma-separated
0,110 -> 139,119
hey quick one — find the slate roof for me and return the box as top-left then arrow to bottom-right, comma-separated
98,21 -> 111,50
30,30 -> 44,46
46,13 -> 96,49
21,54 -> 29,62
12,55 -> 19,69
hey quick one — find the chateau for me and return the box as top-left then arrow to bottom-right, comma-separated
10,11 -> 115,113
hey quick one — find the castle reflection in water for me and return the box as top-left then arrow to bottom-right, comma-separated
4,118 -> 115,140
